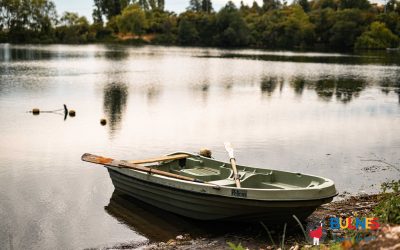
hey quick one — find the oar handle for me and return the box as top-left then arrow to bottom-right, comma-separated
224,142 -> 241,188
82,153 -> 221,190
230,158 -> 241,188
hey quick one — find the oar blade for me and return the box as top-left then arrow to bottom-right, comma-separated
81,153 -> 115,165
224,142 -> 235,159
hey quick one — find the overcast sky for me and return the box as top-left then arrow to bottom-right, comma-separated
53,0 -> 263,19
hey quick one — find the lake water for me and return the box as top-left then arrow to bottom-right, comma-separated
0,44 -> 399,249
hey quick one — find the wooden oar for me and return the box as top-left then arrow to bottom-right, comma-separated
81,153 -> 219,188
128,153 -> 189,164
224,142 -> 241,188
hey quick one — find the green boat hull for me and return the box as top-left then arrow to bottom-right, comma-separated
105,152 -> 337,222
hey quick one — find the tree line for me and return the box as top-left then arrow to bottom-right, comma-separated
0,0 -> 399,50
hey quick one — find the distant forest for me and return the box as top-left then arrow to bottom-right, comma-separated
0,0 -> 399,50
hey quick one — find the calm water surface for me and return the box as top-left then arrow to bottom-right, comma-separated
0,44 -> 399,249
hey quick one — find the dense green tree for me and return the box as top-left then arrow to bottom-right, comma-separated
339,0 -> 370,10
93,0 -> 104,24
297,0 -> 311,12
116,4 -> 147,35
263,0 -> 282,11
311,0 -> 338,10
148,0 -> 165,11
188,0 -> 202,12
188,0 -> 213,13
148,11 -> 177,43
0,0 -> 57,42
56,12 -> 92,43
329,9 -> 370,48
202,0 -> 213,13
309,8 -> 336,44
178,16 -> 200,44
281,5 -> 315,47
355,21 -> 399,48
1,0 -> 400,50
97,0 -> 131,20
377,12 -> 400,36
214,1 -> 250,46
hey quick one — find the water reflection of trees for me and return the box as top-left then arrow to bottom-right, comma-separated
335,78 -> 367,103
260,76 -> 278,95
104,49 -> 129,61
315,79 -> 335,101
288,77 -> 367,103
291,77 -> 306,95
379,76 -> 400,103
103,83 -> 128,135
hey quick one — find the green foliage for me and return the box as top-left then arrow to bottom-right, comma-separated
339,0 -> 371,10
96,0 -> 130,20
55,12 -> 92,43
376,12 -> 400,36
116,4 -> 147,35
178,16 -> 200,45
263,0 -> 282,11
1,0 -> 400,50
297,0 -> 311,12
214,2 -> 250,47
312,0 -> 338,10
355,21 -> 399,49
329,9 -> 369,49
309,8 -> 336,44
375,180 -> 400,224
0,0 -> 57,42
281,5 -> 316,47
188,0 -> 213,13
227,242 -> 246,250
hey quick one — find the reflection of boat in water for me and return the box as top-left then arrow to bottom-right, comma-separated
83,152 -> 337,222
105,190 -> 238,242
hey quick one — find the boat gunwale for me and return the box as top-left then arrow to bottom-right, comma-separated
107,166 -> 338,202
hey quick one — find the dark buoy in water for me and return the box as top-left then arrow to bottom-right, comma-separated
32,108 -> 40,115
69,110 -> 76,117
100,118 -> 107,126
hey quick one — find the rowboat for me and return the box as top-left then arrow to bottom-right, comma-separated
82,151 -> 337,222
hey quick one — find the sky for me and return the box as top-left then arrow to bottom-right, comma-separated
53,0 -> 263,20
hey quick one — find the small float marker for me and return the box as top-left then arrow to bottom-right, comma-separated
32,108 -> 40,115
100,118 -> 107,126
29,105 -> 75,119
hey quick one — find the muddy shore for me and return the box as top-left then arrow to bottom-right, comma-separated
128,193 -> 399,250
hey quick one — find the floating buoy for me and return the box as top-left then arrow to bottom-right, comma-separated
100,118 -> 107,126
32,108 -> 40,115
68,110 -> 76,117
199,148 -> 212,158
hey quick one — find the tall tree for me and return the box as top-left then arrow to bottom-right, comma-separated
116,4 -> 147,35
215,1 -> 250,46
339,0 -> 370,10
263,0 -> 281,11
188,0 -> 202,12
96,0 -> 131,20
148,0 -> 165,10
138,0 -> 149,10
201,0 -> 213,13
93,0 -> 104,24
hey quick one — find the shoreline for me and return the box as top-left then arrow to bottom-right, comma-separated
127,193 -> 399,250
